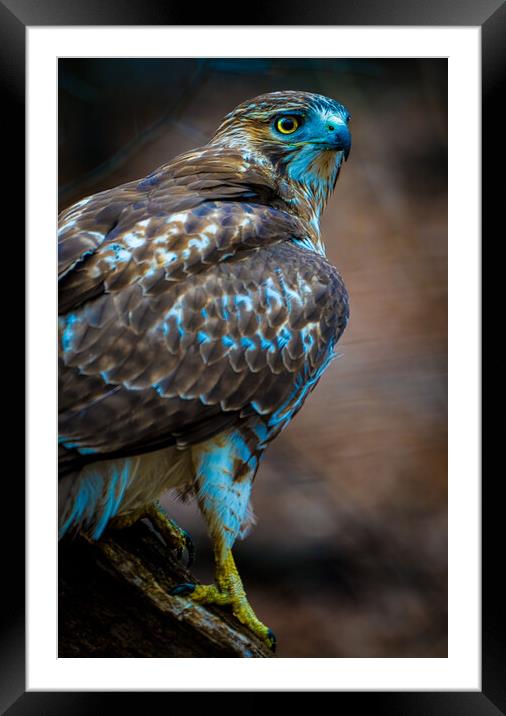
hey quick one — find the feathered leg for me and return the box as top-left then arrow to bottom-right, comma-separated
170,428 -> 276,651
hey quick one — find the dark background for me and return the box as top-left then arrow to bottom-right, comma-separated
59,58 -> 447,658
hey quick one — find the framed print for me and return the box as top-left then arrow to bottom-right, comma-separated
3,0 -> 502,711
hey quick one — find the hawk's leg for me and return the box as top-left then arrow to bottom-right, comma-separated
170,427 -> 275,651
110,501 -> 194,565
171,546 -> 276,651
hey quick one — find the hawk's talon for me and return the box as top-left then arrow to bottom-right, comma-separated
147,502 -> 195,566
180,528 -> 195,566
266,628 -> 277,652
170,582 -> 196,596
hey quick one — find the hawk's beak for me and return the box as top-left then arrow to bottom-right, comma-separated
326,118 -> 351,160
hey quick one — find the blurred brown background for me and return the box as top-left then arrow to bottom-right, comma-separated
59,58 -> 447,658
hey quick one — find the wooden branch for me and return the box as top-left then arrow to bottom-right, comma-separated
58,521 -> 274,658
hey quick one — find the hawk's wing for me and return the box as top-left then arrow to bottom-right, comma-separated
59,145 -> 294,311
59,151 -> 348,474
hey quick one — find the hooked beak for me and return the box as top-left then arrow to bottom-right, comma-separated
326,120 -> 351,160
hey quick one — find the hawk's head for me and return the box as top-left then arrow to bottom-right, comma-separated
211,90 -> 351,212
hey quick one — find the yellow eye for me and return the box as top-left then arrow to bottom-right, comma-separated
276,116 -> 300,134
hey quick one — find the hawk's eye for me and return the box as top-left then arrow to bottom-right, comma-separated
275,116 -> 300,134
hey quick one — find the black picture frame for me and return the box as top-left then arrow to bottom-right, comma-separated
4,0 -> 502,711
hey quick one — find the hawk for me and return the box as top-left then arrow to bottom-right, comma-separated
58,90 -> 351,650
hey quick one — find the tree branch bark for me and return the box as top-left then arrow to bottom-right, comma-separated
58,521 -> 274,658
